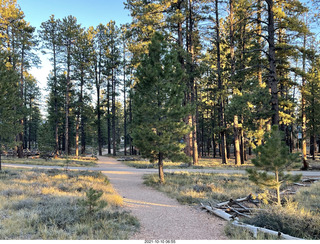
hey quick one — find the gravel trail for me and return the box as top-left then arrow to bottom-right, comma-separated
97,156 -> 227,240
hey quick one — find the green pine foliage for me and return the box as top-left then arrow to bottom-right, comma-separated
0,56 -> 22,137
131,32 -> 191,183
79,188 -> 108,215
247,126 -> 301,205
0,53 -> 22,169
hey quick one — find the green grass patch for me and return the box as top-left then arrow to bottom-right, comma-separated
0,168 -> 139,240
2,157 -> 97,167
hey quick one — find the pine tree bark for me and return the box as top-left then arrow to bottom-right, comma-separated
158,152 -> 165,183
123,40 -> 127,156
81,115 -> 86,155
17,47 -> 25,158
301,30 -> 309,169
53,44 -> 59,158
185,0 -> 198,165
112,68 -> 116,156
65,43 -> 71,156
96,60 -> 102,156
230,0 -> 241,165
257,0 -> 264,146
107,79 -> 111,155
75,70 -> 84,157
266,0 -> 279,126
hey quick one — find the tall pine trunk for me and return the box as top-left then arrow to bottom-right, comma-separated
215,0 -> 227,164
266,0 -> 279,126
301,30 -> 309,169
257,0 -> 264,146
53,45 -> 59,158
75,70 -> 84,157
158,152 -> 165,183
65,44 -> 71,156
189,0 -> 198,165
112,68 -> 116,156
17,47 -> 25,158
230,0 -> 241,165
96,60 -> 102,156
123,40 -> 127,156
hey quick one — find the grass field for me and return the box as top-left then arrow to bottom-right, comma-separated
123,157 -> 255,170
2,157 -> 97,167
0,168 -> 139,240
122,154 -> 320,171
143,172 -> 320,240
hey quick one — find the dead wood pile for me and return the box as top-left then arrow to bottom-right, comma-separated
200,177 -> 320,240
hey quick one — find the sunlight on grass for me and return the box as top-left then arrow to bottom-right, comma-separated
143,171 -> 320,240
2,157 -> 97,167
0,168 -> 138,240
123,157 -> 254,169
143,172 -> 261,204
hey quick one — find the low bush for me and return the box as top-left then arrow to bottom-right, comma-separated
244,202 -> 320,239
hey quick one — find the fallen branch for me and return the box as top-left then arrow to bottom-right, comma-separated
232,221 -> 303,240
302,178 -> 319,183
233,201 -> 251,211
200,203 -> 238,221
216,195 -> 251,207
201,201 -> 303,240
226,205 -> 252,218
294,183 -> 308,187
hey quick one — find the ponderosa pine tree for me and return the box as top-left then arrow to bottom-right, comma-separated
59,15 -> 81,155
131,33 -> 190,183
73,28 -> 94,156
39,15 -> 61,157
306,54 -> 320,161
105,21 -> 121,156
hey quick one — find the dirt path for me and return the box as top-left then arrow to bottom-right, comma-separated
97,156 -> 227,240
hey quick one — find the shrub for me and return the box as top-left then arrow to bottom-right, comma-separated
244,203 -> 320,239
247,126 -> 301,205
79,188 -> 108,215
10,198 -> 36,210
34,197 -> 85,229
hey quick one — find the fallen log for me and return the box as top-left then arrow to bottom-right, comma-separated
232,221 -> 303,240
233,201 -> 251,211
216,195 -> 251,207
226,205 -> 252,218
280,191 -> 296,195
294,183 -> 308,187
201,202 -> 303,240
302,178 -> 320,183
200,203 -> 238,221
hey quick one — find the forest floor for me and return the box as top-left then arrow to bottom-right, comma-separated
2,156 -> 320,240
2,157 -> 228,240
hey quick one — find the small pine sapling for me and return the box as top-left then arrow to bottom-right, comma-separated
246,126 -> 301,205
79,188 -> 108,215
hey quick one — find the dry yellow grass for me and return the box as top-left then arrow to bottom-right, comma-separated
0,168 -> 138,239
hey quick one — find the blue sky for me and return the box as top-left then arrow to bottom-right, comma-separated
18,0 -> 131,28
17,0 -> 132,101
